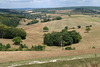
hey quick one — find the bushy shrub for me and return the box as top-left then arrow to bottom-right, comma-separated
43,26 -> 49,32
65,47 -> 75,50
30,45 -> 45,51
65,26 -> 68,30
18,44 -> 28,51
77,25 -> 81,29
92,46 -> 95,49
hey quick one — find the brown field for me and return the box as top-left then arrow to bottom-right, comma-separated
0,15 -> 100,63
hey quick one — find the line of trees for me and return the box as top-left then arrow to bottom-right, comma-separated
0,43 -> 45,51
44,28 -> 82,46
27,20 -> 39,25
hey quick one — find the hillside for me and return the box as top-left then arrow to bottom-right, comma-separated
71,8 -> 100,14
0,14 -> 25,27
29,6 -> 100,14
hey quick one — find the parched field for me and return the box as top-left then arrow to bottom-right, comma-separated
0,15 -> 100,63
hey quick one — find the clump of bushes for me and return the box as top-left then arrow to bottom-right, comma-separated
92,46 -> 96,49
0,43 -> 46,51
65,47 -> 75,50
27,20 -> 39,25
44,27 -> 82,46
41,18 -> 51,23
0,43 -> 15,51
30,45 -> 45,51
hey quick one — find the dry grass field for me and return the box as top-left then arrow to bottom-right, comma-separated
1,15 -> 100,63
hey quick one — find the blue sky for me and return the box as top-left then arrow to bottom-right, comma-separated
0,0 -> 100,8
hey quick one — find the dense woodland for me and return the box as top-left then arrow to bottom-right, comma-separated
0,14 -> 25,27
0,25 -> 26,39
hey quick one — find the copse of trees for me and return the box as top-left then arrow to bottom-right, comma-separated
44,28 -> 82,46
0,25 -> 27,39
27,20 -> 39,25
53,16 -> 62,20
41,18 -> 51,23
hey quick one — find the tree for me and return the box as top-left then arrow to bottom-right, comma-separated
43,26 -> 49,32
86,27 -> 91,33
12,37 -> 22,45
90,25 -> 92,27
77,25 -> 81,29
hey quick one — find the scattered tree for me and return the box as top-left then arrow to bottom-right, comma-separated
86,27 -> 91,33
12,37 -> 22,45
77,25 -> 81,29
43,26 -> 49,32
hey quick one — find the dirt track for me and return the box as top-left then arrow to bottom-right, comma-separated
0,48 -> 99,63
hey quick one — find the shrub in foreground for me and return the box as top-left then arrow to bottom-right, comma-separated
65,47 -> 75,50
0,43 -> 46,51
31,45 -> 45,51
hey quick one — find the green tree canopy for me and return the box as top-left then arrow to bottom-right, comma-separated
12,37 -> 22,45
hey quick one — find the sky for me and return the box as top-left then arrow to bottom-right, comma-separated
0,0 -> 100,8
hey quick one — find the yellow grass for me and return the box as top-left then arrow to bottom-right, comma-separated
0,15 -> 100,63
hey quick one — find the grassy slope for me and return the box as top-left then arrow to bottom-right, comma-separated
1,15 -> 100,48
0,15 -> 100,64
